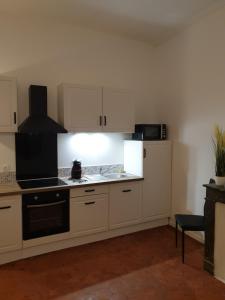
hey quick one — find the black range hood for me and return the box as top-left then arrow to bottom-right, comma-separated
18,85 -> 67,134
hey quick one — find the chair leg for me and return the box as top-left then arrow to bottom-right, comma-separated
182,228 -> 185,263
176,221 -> 178,248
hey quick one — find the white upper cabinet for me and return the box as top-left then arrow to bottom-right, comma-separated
58,84 -> 135,133
58,84 -> 102,132
0,77 -> 17,132
102,88 -> 135,132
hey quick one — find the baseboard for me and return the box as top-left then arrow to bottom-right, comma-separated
169,218 -> 204,244
215,276 -> 225,285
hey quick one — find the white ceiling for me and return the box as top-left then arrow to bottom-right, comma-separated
0,0 -> 224,45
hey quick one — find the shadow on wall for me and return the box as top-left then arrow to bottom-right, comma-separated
155,20 -> 223,221
0,17 -> 157,173
171,141 -> 197,217
0,16 -> 156,125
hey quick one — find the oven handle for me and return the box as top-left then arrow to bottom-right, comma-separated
26,200 -> 66,209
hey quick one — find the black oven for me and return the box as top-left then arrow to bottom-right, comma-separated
133,124 -> 167,140
23,189 -> 69,240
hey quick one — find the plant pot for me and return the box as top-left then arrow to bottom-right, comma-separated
215,176 -> 225,186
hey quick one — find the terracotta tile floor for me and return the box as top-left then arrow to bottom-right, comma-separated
0,225 -> 225,300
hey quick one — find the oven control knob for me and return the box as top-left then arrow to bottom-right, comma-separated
34,196 -> 38,200
56,193 -> 60,197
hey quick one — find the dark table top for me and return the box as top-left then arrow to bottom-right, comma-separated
203,183 -> 225,192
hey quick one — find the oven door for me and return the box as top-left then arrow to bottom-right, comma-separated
23,190 -> 69,240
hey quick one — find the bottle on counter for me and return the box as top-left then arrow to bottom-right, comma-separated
71,160 -> 82,179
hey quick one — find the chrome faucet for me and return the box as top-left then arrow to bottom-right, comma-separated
99,167 -> 107,175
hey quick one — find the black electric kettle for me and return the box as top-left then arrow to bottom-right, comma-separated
71,160 -> 82,179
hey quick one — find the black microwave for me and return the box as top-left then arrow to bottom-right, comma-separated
133,124 -> 167,140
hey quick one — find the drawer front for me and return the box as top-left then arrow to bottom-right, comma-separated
109,181 -> 142,229
70,184 -> 108,198
70,194 -> 108,236
0,196 -> 22,253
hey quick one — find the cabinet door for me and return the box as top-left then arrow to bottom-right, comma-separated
70,194 -> 108,237
142,142 -> 171,220
70,185 -> 108,198
109,181 -> 142,229
0,196 -> 22,253
62,84 -> 102,132
0,78 -> 17,132
102,88 -> 135,132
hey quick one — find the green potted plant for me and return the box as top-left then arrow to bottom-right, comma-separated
213,125 -> 225,185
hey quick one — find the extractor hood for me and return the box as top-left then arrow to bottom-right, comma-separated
18,85 -> 67,134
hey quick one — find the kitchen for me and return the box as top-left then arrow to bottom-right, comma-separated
0,1 -> 225,299
0,82 -> 171,256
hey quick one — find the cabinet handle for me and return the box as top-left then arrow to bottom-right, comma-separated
143,148 -> 147,158
85,201 -> 96,205
104,116 -> 107,126
0,205 -> 11,210
99,116 -> 102,126
27,200 -> 66,209
14,112 -> 17,124
85,189 -> 95,193
122,189 -> 132,193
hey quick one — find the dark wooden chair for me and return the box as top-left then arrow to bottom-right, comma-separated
175,214 -> 205,263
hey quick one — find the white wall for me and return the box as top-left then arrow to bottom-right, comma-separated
58,133 -> 125,168
155,6 -> 225,218
2,5 -> 223,222
0,14 -> 160,172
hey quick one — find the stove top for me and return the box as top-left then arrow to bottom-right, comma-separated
17,178 -> 67,190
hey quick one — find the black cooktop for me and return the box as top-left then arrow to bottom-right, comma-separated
17,178 -> 67,190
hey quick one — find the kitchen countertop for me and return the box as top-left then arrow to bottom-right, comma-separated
0,174 -> 144,196
0,183 -> 21,197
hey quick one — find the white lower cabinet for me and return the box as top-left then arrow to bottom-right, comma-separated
0,178 -> 170,264
70,193 -> 108,237
70,181 -> 143,237
70,185 -> 108,198
0,195 -> 22,253
109,181 -> 142,229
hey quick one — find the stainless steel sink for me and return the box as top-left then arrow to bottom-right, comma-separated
103,173 -> 131,179
85,173 -> 134,181
85,174 -> 107,181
